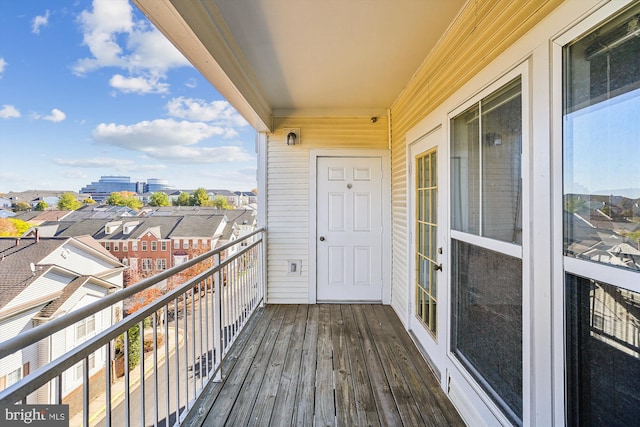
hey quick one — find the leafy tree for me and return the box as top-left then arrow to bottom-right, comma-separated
251,188 -> 258,195
190,188 -> 210,206
13,201 -> 31,212
0,218 -> 31,236
83,198 -> 97,205
115,324 -> 141,371
35,201 -> 48,211
0,218 -> 17,236
174,192 -> 191,206
211,194 -> 232,210
106,192 -> 142,210
149,192 -> 170,207
58,193 -> 82,210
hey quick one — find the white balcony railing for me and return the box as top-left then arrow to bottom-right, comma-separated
0,228 -> 265,426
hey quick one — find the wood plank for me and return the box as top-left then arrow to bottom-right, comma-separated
202,305 -> 280,426
377,305 -> 465,426
247,304 -> 299,426
292,304 -> 319,426
270,305 -> 309,427
314,304 -> 335,427
351,305 -> 402,427
226,305 -> 287,427
341,305 -> 381,427
362,305 -> 425,426
331,305 -> 358,426
183,306 -> 267,427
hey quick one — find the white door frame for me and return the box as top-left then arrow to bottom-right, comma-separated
309,149 -> 391,304
407,125 -> 448,382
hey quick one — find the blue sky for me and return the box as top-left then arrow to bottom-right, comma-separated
0,0 -> 257,194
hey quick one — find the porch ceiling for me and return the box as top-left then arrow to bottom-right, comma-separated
133,0 -> 466,131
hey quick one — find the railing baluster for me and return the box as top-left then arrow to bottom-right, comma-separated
140,319 -> 145,427
183,291 -> 189,409
198,280 -> 204,391
214,252 -> 222,382
190,287 -> 196,401
105,343 -> 112,427
124,327 -> 130,427
153,312 -> 158,427
164,305 -> 170,427
83,357 -> 89,427
174,297 -> 180,424
204,277 -> 210,379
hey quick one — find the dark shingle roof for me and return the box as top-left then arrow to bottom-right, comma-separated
0,238 -> 68,309
169,216 -> 225,238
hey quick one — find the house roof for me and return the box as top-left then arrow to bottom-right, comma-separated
169,215 -> 225,238
0,236 -> 122,313
132,0 -> 466,131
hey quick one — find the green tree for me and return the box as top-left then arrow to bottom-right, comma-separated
58,193 -> 82,210
115,324 -> 141,371
211,194 -> 232,210
190,188 -> 210,206
149,192 -> 170,207
174,192 -> 191,206
106,192 -> 142,210
83,198 -> 97,205
35,201 -> 48,211
13,201 -> 31,212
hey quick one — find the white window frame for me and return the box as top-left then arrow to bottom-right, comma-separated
161,241 -> 167,251
142,258 -> 152,271
151,241 -> 157,251
141,241 -> 148,251
551,1 -> 640,425
445,62 -> 531,426
132,241 -> 138,251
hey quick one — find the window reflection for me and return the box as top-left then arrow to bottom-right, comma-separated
566,275 -> 640,426
563,5 -> 640,272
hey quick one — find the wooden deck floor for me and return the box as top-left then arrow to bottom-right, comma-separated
184,304 -> 465,427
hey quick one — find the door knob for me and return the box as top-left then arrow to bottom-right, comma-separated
319,236 -> 325,241
433,263 -> 442,271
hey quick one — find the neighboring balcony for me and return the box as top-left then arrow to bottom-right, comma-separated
0,229 -> 462,426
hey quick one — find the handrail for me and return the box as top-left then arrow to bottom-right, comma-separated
0,227 -> 264,360
0,227 -> 266,426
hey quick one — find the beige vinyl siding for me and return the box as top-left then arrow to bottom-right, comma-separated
388,0 -> 563,320
266,117 -> 388,303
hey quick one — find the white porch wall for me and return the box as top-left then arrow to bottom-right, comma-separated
266,117 -> 389,303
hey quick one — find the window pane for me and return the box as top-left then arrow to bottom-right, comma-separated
564,4 -> 640,272
482,79 -> 522,244
451,104 -> 480,234
566,274 -> 640,426
451,77 -> 523,244
452,239 -> 522,423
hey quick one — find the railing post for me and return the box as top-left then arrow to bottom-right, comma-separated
260,229 -> 267,307
213,252 -> 222,382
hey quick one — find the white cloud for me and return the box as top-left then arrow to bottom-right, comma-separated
54,157 -> 133,168
109,74 -> 169,94
34,108 -> 66,122
54,157 -> 167,174
73,0 -> 190,93
166,97 -> 248,127
92,118 -> 253,164
32,10 -> 50,34
0,104 -> 21,119
0,57 -> 6,78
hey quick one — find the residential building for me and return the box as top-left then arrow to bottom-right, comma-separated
130,0 -> 640,425
0,236 -> 124,403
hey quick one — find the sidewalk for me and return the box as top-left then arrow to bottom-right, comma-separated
67,326 -> 184,427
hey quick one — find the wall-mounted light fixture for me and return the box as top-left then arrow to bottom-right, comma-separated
370,117 -> 377,123
284,128 -> 301,145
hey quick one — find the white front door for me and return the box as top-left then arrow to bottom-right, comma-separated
316,157 -> 383,302
409,127 -> 446,376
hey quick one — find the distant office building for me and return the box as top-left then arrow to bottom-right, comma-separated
80,176 -> 172,203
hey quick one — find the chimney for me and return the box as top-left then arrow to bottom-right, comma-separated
15,238 -> 20,246
35,228 -> 40,243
